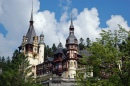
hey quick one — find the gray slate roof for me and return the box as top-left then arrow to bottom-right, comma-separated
26,11 -> 36,44
54,42 -> 64,55
26,25 -> 36,44
66,32 -> 77,44
54,48 -> 63,55
66,16 -> 77,44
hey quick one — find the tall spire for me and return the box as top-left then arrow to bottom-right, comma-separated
30,0 -> 33,24
26,0 -> 36,44
70,13 -> 74,28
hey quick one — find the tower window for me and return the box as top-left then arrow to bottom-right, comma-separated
71,45 -> 73,48
41,38 -> 43,41
71,62 -> 73,67
33,37 -> 35,40
35,48 -> 37,51
74,39 -> 77,43
74,61 -> 76,68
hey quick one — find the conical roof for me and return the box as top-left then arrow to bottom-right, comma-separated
26,11 -> 36,44
66,15 -> 78,45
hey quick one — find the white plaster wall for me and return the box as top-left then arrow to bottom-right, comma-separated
68,60 -> 76,78
62,71 -> 69,78
38,44 -> 44,64
26,53 -> 38,66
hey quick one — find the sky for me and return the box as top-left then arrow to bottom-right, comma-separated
0,0 -> 130,57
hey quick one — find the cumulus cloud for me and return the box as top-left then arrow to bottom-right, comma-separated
0,0 -> 130,58
0,0 -> 40,57
104,15 -> 130,31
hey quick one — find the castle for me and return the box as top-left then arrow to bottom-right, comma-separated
18,9 -> 92,85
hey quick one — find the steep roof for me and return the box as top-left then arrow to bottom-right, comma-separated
54,48 -> 63,55
70,14 -> 74,28
26,11 -> 36,44
66,33 -> 77,44
54,42 -> 63,55
66,15 -> 78,45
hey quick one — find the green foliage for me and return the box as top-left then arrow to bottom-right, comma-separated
79,37 -> 86,50
0,50 -> 42,86
44,45 -> 53,58
52,43 -> 57,52
76,25 -> 130,86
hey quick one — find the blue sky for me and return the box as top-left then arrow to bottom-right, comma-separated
39,0 -> 130,27
0,0 -> 130,57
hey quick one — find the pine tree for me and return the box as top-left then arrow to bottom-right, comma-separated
0,50 -> 42,86
52,43 -> 57,52
79,37 -> 85,50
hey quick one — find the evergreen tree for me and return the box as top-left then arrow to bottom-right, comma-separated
86,38 -> 91,47
79,37 -> 85,50
0,50 -> 42,86
44,45 -> 53,58
6,56 -> 11,65
52,43 -> 57,52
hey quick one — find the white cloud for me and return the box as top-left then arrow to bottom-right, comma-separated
0,0 -> 130,57
104,15 -> 130,31
0,0 -> 40,57
74,8 -> 101,41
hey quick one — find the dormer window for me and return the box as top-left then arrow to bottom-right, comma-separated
74,39 -> 77,43
26,37 -> 28,41
33,37 -> 35,40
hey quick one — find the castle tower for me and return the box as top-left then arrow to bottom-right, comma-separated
65,15 -> 78,78
38,32 -> 44,64
18,9 -> 39,67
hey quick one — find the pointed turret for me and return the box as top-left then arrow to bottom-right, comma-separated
70,14 -> 74,29
65,14 -> 78,79
26,10 -> 36,44
30,10 -> 33,24
38,31 -> 45,64
66,14 -> 78,46
39,32 -> 44,44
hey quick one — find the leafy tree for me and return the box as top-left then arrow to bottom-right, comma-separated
77,26 -> 130,86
